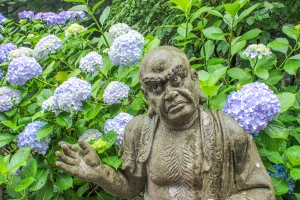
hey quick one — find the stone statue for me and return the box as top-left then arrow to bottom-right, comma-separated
56,46 -> 275,200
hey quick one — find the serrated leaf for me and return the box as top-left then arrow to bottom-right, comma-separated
69,5 -> 88,12
208,67 -> 227,86
259,148 -> 284,164
267,38 -> 289,54
55,173 -> 73,190
15,177 -> 36,191
276,92 -> 296,113
21,157 -> 37,180
201,40 -> 214,60
231,40 -> 246,55
282,24 -> 298,41
227,68 -> 251,81
260,69 -> 283,85
36,123 -> 54,141
0,133 -> 15,147
270,177 -> 289,195
290,168 -> 300,180
255,67 -> 269,80
169,0 -> 192,13
92,0 -> 105,12
102,156 -> 122,170
8,147 -> 31,172
201,85 -> 221,97
203,27 -> 225,40
224,1 -> 240,17
264,120 -> 288,139
56,113 -> 72,128
42,61 -> 56,77
99,6 -> 110,26
83,103 -> 102,120
1,120 -> 18,130
35,181 -> 53,200
283,146 -> 300,167
56,71 -> 68,83
236,28 -> 262,42
67,68 -> 81,78
237,3 -> 260,22
92,131 -> 116,154
259,131 -> 284,151
32,111 -> 44,121
30,169 -> 48,191
283,54 -> 300,75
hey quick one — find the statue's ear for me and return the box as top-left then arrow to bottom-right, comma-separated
191,69 -> 198,81
141,86 -> 156,118
190,69 -> 208,104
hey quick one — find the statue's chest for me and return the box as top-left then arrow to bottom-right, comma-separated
146,124 -> 203,189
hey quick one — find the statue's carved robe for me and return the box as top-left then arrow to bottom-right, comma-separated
119,106 -> 275,200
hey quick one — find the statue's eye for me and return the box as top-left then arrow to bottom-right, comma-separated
151,83 -> 162,94
152,85 -> 158,90
171,75 -> 182,86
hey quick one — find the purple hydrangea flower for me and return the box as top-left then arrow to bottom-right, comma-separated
80,129 -> 103,143
104,112 -> 133,147
0,13 -> 6,24
74,11 -> 85,22
6,56 -> 42,86
79,51 -> 103,73
0,69 -> 2,79
18,11 -> 34,20
33,35 -> 62,60
243,44 -> 272,59
223,82 -> 280,134
268,165 -> 295,194
53,77 -> 91,114
109,23 -> 132,40
0,43 -> 18,62
17,121 -> 51,155
33,12 -> 65,25
0,86 -> 22,112
103,81 -> 130,105
108,30 -> 144,66
57,11 -> 85,23
41,96 -> 57,113
33,12 -> 44,21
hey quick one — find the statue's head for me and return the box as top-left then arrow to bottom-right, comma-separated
139,46 -> 206,126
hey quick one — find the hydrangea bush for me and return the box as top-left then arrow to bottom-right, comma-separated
0,0 -> 300,199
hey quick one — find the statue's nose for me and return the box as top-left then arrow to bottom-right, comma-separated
164,86 -> 178,101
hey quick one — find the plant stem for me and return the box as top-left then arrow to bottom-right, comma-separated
34,77 -> 57,87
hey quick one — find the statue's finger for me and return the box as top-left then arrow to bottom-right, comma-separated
78,139 -> 93,153
56,151 -> 77,166
59,141 -> 79,152
56,161 -> 78,177
60,143 -> 77,158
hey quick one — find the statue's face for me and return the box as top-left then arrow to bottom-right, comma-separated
140,50 -> 200,125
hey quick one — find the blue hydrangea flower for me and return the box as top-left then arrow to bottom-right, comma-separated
104,112 -> 133,147
0,69 -> 2,79
18,11 -> 34,20
223,82 -> 280,134
41,96 -> 57,114
53,77 -> 91,114
108,30 -> 144,66
109,23 -> 132,40
80,129 -> 103,143
74,11 -> 85,21
0,13 -> 6,24
8,47 -> 34,60
0,86 -> 22,112
57,11 -> 85,23
103,81 -> 130,105
33,35 -> 62,60
268,164 -> 295,194
0,34 -> 3,40
17,121 -> 51,155
0,43 -> 18,62
243,44 -> 272,59
6,56 -> 42,86
79,51 -> 103,73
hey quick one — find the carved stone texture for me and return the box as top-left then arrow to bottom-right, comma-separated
56,46 -> 276,200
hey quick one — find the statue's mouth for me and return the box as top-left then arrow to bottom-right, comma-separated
166,101 -> 188,114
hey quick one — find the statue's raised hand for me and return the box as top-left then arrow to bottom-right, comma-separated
56,139 -> 101,182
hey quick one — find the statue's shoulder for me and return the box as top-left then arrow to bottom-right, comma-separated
125,114 -> 148,139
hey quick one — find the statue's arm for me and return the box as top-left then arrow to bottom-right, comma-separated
56,116 -> 146,199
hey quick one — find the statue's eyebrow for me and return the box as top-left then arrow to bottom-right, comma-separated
142,74 -> 165,84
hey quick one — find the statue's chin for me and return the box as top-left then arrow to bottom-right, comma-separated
163,103 -> 196,125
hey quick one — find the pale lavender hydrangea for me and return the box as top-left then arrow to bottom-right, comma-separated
104,112 -> 133,147
0,86 -> 22,112
41,96 -> 57,113
17,121 -> 51,155
58,11 -> 85,23
0,43 -> 17,62
53,77 -> 91,114
243,44 -> 272,59
18,11 -> 34,20
80,129 -> 103,143
6,56 -> 42,86
109,23 -> 132,40
9,47 -> 34,60
33,12 -> 65,25
108,30 -> 144,66
0,13 -> 6,24
79,51 -> 103,73
34,35 -> 62,60
223,82 -> 280,134
103,81 -> 130,104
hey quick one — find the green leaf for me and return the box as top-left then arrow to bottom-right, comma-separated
55,173 -> 73,190
255,67 -> 269,80
56,113 -> 72,128
198,70 -> 210,82
37,89 -> 53,104
92,0 -> 105,12
290,168 -> 300,180
32,111 -> 44,121
237,3 -> 260,22
35,181 -> 53,200
56,71 -> 68,83
203,27 -> 225,40
42,61 -> 56,77
169,0 -> 192,13
208,67 -> 227,86
8,147 -> 31,172
64,0 -> 84,2
69,5 -> 88,12
102,156 -> 122,170
236,28 -> 262,42
259,131 -> 284,151
211,93 -> 227,110
0,133 -> 15,147
231,39 -> 246,55
99,6 -> 110,26
190,6 -> 212,23
283,54 -> 300,75
67,68 -> 81,78
77,183 -> 90,197
36,123 -> 54,141
282,24 -> 298,41
283,146 -> 300,167
1,120 -> 18,130
15,177 -> 36,192
207,10 -> 223,18
30,169 -> 48,191
83,103 -> 102,120
259,148 -> 284,164
264,120 -> 288,139
145,38 -> 160,51
227,68 -> 251,81
224,1 -> 240,17
276,92 -> 296,113
260,69 -> 283,85
270,177 -> 289,195
21,157 -> 37,180
92,131 -> 116,154
207,58 -> 226,65
201,40 -> 214,61
201,85 -> 221,97
267,38 -> 289,54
